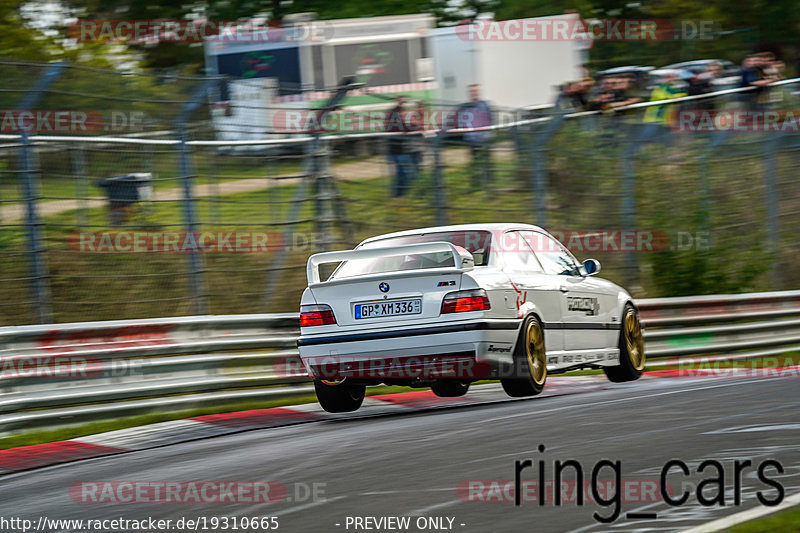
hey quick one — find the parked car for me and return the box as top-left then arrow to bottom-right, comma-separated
651,59 -> 741,90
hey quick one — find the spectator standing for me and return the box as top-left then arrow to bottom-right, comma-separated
587,75 -> 640,113
687,62 -> 723,110
410,99 -> 428,173
740,53 -> 778,110
587,76 -> 616,112
609,74 -> 643,109
555,78 -> 594,111
385,95 -> 415,197
576,77 -> 595,110
554,82 -> 575,111
761,53 -> 785,104
460,84 -> 494,190
642,70 -> 686,142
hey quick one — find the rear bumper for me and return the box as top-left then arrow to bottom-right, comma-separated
298,319 -> 519,381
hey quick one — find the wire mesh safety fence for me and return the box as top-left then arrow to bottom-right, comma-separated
1,60 -> 800,325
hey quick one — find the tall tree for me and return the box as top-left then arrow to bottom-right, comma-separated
0,0 -> 56,60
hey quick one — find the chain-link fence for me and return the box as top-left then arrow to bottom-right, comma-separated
1,60 -> 799,325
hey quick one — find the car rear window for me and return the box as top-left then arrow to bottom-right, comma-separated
330,230 -> 492,279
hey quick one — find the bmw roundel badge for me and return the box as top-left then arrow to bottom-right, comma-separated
379,282 -> 390,293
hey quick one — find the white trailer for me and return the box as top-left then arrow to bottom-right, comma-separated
430,14 -> 584,111
205,13 -> 436,140
210,78 -> 279,142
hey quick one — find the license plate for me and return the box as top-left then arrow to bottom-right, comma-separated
354,299 -> 422,319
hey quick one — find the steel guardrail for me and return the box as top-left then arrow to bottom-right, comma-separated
1,290 -> 798,434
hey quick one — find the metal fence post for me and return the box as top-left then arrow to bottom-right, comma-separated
261,137 -> 314,309
621,127 -> 643,290
313,136 -> 333,252
71,143 -> 88,228
19,134 -> 51,323
17,62 -> 67,324
178,138 -> 206,314
763,131 -> 785,289
620,118 -> 682,289
322,138 -> 354,248
528,113 -> 564,229
697,131 -> 733,233
432,132 -> 447,226
262,75 -> 363,309
141,143 -> 156,224
531,143 -> 547,228
176,80 -> 214,315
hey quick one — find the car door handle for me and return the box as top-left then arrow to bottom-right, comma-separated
559,286 -> 569,293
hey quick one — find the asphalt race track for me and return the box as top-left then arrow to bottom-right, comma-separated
1,373 -> 798,533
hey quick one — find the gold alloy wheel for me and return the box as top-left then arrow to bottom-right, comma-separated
624,309 -> 646,371
525,320 -> 547,385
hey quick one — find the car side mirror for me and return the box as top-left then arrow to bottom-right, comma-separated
582,258 -> 601,276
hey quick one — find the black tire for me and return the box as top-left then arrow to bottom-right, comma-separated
314,380 -> 366,413
431,380 -> 470,397
604,304 -> 645,383
501,315 -> 547,397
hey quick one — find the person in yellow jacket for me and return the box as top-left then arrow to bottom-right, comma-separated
644,70 -> 687,126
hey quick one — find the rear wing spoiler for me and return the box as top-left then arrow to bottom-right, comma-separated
306,241 -> 474,284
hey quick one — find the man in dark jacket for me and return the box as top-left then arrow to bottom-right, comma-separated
385,95 -> 415,197
460,84 -> 494,190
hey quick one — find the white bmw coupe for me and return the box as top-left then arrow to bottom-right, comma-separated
298,223 -> 645,412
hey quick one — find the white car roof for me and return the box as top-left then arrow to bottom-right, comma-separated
359,223 -> 547,246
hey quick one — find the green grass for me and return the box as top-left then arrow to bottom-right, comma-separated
1,125 -> 793,325
0,384 -> 411,450
1,150 -> 304,202
728,505 -> 800,532
4,141 -> 583,323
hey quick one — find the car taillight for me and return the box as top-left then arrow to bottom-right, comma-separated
300,304 -> 337,326
441,289 -> 491,314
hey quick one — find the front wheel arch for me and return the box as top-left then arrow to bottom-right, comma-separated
605,303 -> 645,383
616,299 -> 638,344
